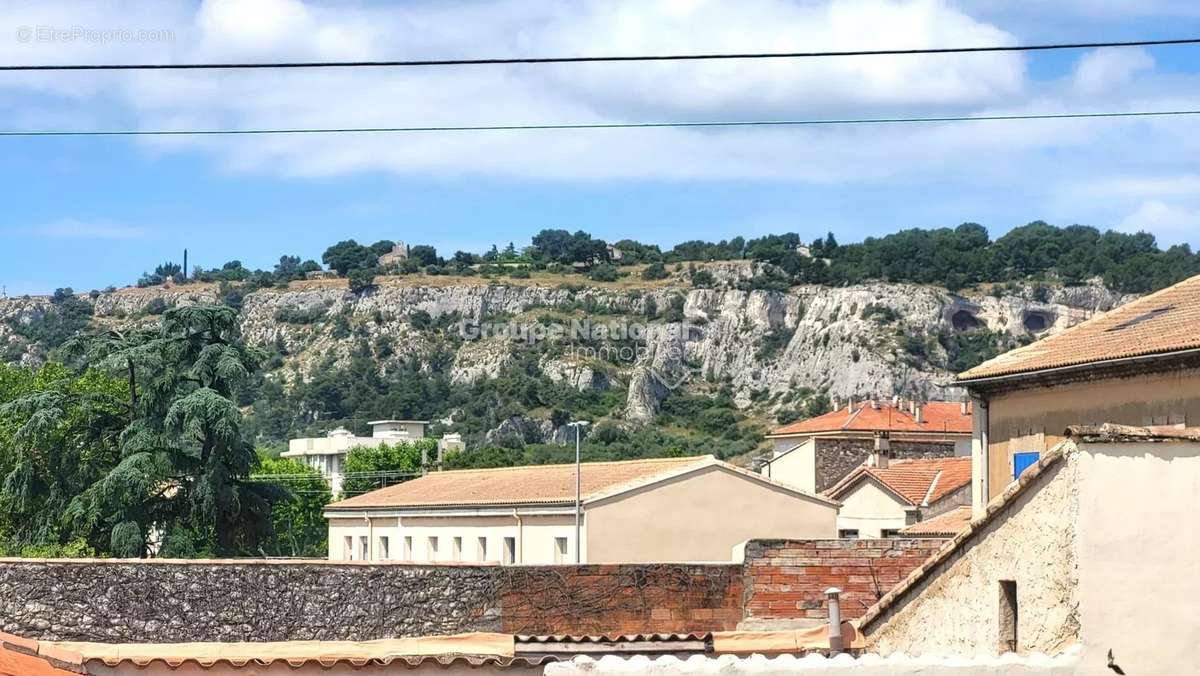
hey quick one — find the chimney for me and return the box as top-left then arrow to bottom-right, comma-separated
871,399 -> 880,410
848,397 -> 856,412
870,432 -> 891,469
961,401 -> 970,416
421,446 -> 429,476
915,404 -> 925,424
832,397 -> 841,412
891,395 -> 900,408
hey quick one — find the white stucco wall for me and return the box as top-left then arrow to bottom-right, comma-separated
835,479 -> 910,538
761,439 -> 816,493
544,651 -> 1082,675
326,513 -> 579,564
1074,440 -> 1200,676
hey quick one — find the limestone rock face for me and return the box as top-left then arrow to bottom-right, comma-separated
1,276 -> 1133,425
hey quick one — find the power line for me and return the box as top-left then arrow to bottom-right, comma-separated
1,109 -> 1198,138
2,37 -> 1198,71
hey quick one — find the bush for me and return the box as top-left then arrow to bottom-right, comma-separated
691,269 -> 715,288
588,264 -> 619,282
347,268 -> 377,293
509,267 -> 531,279
641,262 -> 669,280
275,305 -> 327,324
145,297 -> 169,315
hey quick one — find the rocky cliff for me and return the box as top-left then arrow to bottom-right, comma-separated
0,265 -> 1131,435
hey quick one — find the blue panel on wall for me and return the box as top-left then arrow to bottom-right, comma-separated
1014,452 -> 1040,480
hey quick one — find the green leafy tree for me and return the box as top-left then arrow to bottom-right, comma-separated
322,240 -> 378,276
340,440 -> 429,498
253,454 -> 331,557
347,268 -> 377,293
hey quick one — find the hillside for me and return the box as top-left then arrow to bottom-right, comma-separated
0,261 -> 1132,465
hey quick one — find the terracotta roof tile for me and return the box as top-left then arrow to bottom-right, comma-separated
826,457 -> 972,506
327,455 -> 833,510
959,273 -> 1200,382
899,506 -> 973,537
770,402 -> 971,438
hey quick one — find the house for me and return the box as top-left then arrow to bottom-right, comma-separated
378,240 -> 410,267
824,452 -> 972,539
855,424 -> 1200,673
958,272 -> 1200,515
761,399 -> 972,494
898,505 -> 972,539
323,455 -> 838,564
281,419 -> 428,494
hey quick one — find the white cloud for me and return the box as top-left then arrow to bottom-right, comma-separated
1073,47 -> 1154,95
19,219 -> 148,239
1118,201 -> 1200,245
1,0 -> 1200,248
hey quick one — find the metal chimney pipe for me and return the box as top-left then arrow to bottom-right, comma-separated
826,587 -> 844,654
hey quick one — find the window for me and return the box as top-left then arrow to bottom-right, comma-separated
503,536 -> 516,565
427,536 -> 439,561
477,537 -> 488,562
838,529 -> 860,539
378,536 -> 390,561
358,536 -> 369,561
343,536 -> 354,561
554,537 -> 569,564
999,580 -> 1018,653
1013,452 -> 1040,480
452,537 -> 463,562
403,536 -> 412,560
881,529 -> 902,538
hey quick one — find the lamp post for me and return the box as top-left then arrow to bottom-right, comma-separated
567,421 -> 590,563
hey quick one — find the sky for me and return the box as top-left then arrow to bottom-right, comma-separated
1,0 -> 1200,296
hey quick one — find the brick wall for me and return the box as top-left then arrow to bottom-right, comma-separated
742,539 -> 946,623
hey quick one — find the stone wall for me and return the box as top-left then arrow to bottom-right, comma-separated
741,539 -> 946,627
813,439 -> 956,492
863,454 -> 1080,656
0,539 -> 944,644
0,559 -> 743,643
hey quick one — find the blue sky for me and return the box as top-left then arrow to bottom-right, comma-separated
2,0 -> 1200,295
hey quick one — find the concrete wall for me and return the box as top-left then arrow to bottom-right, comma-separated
761,439 -> 816,493
1073,440 -> 1200,675
834,479 -> 910,538
864,454 -> 1080,656
586,465 -> 837,563
980,367 -> 1200,501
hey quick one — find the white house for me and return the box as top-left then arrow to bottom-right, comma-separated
281,419 -> 428,494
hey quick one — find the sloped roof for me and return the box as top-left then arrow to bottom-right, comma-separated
825,457 -> 972,506
899,506 -> 973,537
328,455 -> 837,510
959,273 -> 1200,382
769,402 -> 971,438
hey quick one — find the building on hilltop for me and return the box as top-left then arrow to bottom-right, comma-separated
378,240 -> 410,267
281,419 -> 428,495
761,399 -> 972,494
323,455 -> 838,565
824,452 -> 972,538
958,272 -> 1200,516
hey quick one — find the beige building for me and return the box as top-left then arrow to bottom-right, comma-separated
824,455 -> 971,539
958,273 -> 1200,516
378,240 -> 410,267
761,400 -> 972,494
323,455 -> 838,564
282,419 -> 428,494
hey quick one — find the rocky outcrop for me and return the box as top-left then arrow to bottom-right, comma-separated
1,273 -> 1132,425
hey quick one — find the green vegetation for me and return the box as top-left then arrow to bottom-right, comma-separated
253,455 -> 331,557
0,306 -> 289,558
340,440 -> 428,498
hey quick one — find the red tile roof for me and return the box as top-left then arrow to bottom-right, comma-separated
328,455 -> 838,510
958,273 -> 1200,382
769,402 -> 971,438
825,457 -> 972,506
900,506 -> 973,537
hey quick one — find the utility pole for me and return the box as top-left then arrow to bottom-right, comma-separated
568,420 -> 590,563
183,249 -> 188,281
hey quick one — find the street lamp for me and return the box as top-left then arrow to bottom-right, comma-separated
567,420 -> 590,563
